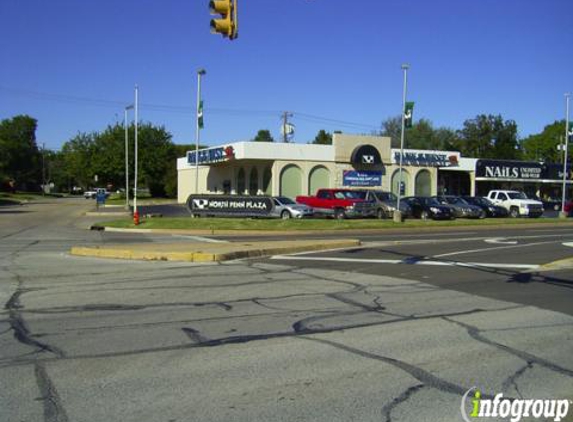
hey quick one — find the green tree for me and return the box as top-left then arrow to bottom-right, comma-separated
311,129 -> 333,145
457,114 -> 521,159
61,122 -> 178,197
380,116 -> 460,151
253,129 -> 274,142
380,116 -> 402,148
0,115 -> 41,189
521,120 -> 566,163
61,132 -> 97,189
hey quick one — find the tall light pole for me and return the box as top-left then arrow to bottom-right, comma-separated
41,142 -> 46,196
395,63 -> 409,222
133,85 -> 139,221
195,69 -> 206,194
124,105 -> 134,211
561,93 -> 570,217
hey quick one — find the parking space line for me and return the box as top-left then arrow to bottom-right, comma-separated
432,240 -> 556,258
270,255 -> 539,270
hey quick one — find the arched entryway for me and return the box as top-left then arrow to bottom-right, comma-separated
262,167 -> 272,195
249,168 -> 259,194
308,165 -> 330,194
279,165 -> 303,199
237,168 -> 246,194
391,169 -> 410,196
415,170 -> 432,197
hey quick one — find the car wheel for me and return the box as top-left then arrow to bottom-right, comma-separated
554,204 -> 560,211
281,210 -> 291,220
421,210 -> 430,221
479,210 -> 487,219
334,208 -> 346,220
509,207 -> 520,218
377,208 -> 386,219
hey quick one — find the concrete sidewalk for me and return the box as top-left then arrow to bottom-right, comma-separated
70,239 -> 360,262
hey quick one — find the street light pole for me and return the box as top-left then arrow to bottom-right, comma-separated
42,142 -> 46,196
561,93 -> 570,217
195,69 -> 206,194
134,85 -> 139,221
395,64 -> 409,222
124,105 -> 134,211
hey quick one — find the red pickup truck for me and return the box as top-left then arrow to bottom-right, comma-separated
296,188 -> 374,219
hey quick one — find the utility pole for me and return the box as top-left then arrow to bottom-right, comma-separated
282,111 -> 293,143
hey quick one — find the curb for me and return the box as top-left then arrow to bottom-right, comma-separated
86,212 -> 132,217
534,257 -> 573,272
90,221 -> 573,237
70,239 -> 360,262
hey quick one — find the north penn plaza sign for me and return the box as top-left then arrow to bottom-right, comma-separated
187,145 -> 235,165
391,149 -> 460,167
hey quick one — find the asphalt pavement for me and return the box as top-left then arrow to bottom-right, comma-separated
1,199 -> 572,422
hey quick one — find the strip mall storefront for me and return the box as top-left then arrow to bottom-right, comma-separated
438,158 -> 572,199
177,134 -> 460,203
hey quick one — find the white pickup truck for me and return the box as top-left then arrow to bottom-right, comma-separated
486,190 -> 543,218
84,188 -> 110,200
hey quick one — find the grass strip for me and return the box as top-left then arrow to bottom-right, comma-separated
99,216 -> 573,231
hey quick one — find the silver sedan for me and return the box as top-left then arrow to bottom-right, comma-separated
271,196 -> 314,219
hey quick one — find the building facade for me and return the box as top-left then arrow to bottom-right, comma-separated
177,133 -> 572,203
177,133 -> 461,203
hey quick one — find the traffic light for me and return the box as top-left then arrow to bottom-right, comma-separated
209,0 -> 238,40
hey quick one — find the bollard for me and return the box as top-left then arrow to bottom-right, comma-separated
133,210 -> 140,226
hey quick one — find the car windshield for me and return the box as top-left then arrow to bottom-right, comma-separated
374,192 -> 396,202
467,196 -> 493,206
508,192 -> 527,200
334,191 -> 362,200
421,197 -> 441,206
276,197 -> 295,205
451,197 -> 469,205
352,191 -> 368,200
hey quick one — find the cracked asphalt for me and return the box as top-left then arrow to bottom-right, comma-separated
1,199 -> 572,422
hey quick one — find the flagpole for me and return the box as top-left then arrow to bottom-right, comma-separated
195,69 -> 206,194
561,93 -> 570,217
395,64 -> 409,223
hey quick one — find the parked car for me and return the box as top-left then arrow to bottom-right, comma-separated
84,188 -> 110,199
296,188 -> 375,219
486,190 -> 544,218
352,190 -> 412,219
403,196 -> 455,220
431,195 -> 484,218
461,196 -> 509,218
271,196 -> 314,219
527,194 -> 562,211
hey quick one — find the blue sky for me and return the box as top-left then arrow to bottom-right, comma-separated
1,0 -> 572,151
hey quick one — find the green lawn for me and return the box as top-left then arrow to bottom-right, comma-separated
0,192 -> 65,202
99,216 -> 573,231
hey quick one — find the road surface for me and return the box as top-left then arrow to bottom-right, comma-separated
1,199 -> 572,422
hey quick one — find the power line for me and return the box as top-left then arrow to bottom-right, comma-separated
0,85 -> 380,130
